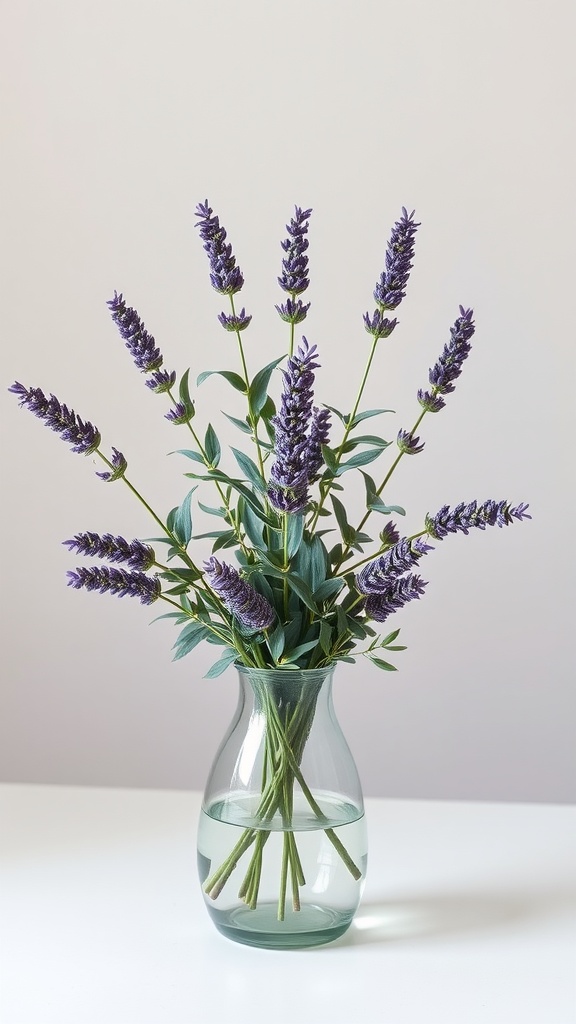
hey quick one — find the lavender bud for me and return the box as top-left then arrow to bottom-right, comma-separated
67,565 -> 161,605
363,310 -> 398,340
397,429 -> 425,455
217,308 -> 252,332
278,206 -> 312,299
373,207 -> 420,312
275,298 -> 311,325
9,382 -> 101,455
146,370 -> 177,394
379,521 -> 401,550
365,574 -> 428,623
425,500 -> 531,540
417,389 -> 446,413
195,200 -> 245,296
63,533 -> 155,571
165,402 -> 193,426
95,447 -> 127,482
204,557 -> 275,631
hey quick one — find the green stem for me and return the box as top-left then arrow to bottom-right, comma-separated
229,295 -> 267,479
308,336 -> 379,533
332,406 -> 428,574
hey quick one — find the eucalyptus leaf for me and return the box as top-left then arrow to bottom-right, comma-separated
313,577 -> 345,602
351,408 -> 395,427
204,648 -> 239,678
223,412 -> 252,434
172,448 -> 204,464
286,515 -> 304,559
178,369 -> 196,418
249,356 -> 285,416
204,425 -> 221,468
267,623 -> 285,662
368,655 -> 398,672
231,447 -> 266,493
337,448 -> 383,474
173,486 -> 196,546
196,369 -> 247,393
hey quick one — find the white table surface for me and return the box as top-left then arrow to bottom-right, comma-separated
1,785 -> 575,1024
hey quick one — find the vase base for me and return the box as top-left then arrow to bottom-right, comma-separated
207,901 -> 354,949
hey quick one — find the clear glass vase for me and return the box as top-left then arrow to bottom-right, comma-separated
197,664 -> 367,949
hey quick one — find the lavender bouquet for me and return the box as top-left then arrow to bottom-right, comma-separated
10,201 -> 530,921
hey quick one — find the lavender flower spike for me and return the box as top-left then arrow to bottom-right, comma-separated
204,558 -> 275,631
9,383 -> 101,455
64,533 -> 155,571
276,206 -> 312,323
107,292 -> 176,393
365,575 -> 428,623
373,207 -> 420,312
67,565 -> 161,605
425,499 -> 531,540
307,407 -> 331,482
418,306 -> 475,412
357,537 -> 433,595
195,200 -> 245,296
267,339 -> 319,514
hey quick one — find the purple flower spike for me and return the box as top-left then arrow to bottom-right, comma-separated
278,206 -> 312,300
195,200 -> 245,296
267,339 -> 320,514
67,565 -> 161,605
107,293 -> 176,392
365,574 -> 428,623
419,306 -> 475,412
425,499 -> 531,540
307,407 -> 331,483
9,382 -> 101,455
63,533 -> 155,571
204,557 -> 276,631
397,429 -> 425,455
373,207 -> 420,312
96,447 -> 127,482
357,537 -> 432,595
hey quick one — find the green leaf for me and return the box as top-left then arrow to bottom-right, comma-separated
337,448 -> 383,474
172,623 -> 212,660
204,425 -> 221,468
321,444 -> 339,476
281,639 -> 319,664
330,495 -> 355,544
231,447 -> 266,493
351,408 -> 395,428
267,623 -> 285,662
378,628 -> 401,646
249,356 -> 285,416
172,486 -> 196,546
223,412 -> 252,434
196,369 -> 247,393
212,531 -> 238,552
368,655 -> 398,671
344,434 -> 391,449
286,515 -> 304,559
323,404 -> 348,426
313,577 -> 345,602
319,619 -> 333,655
198,501 -> 226,518
286,574 -> 319,613
239,498 -> 265,547
204,648 -> 239,678
178,369 -> 196,419
172,448 -> 204,464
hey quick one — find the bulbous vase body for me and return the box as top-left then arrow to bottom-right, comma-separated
197,665 -> 367,949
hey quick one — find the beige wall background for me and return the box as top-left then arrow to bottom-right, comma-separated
1,0 -> 574,802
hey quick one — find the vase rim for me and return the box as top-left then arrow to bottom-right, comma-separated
236,663 -> 335,683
